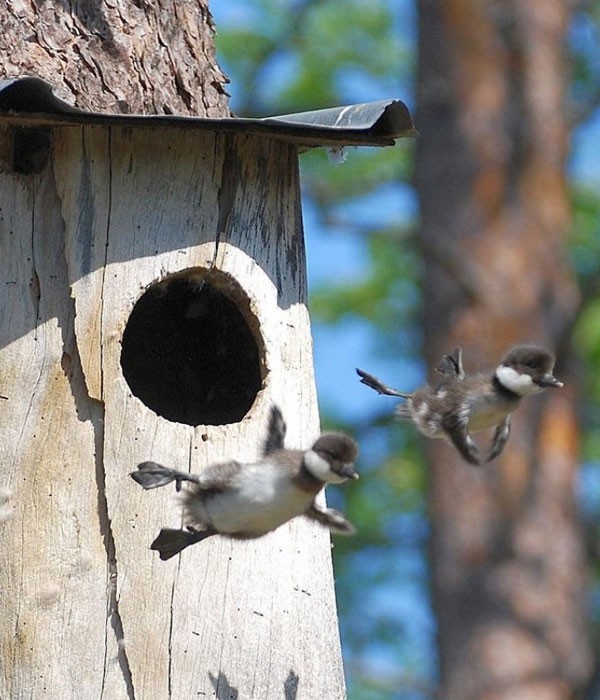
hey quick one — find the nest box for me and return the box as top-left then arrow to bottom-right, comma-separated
0,77 -> 414,699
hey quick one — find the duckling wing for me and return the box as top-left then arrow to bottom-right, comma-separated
305,502 -> 355,535
442,407 -> 482,465
262,405 -> 287,456
487,415 -> 511,462
435,347 -> 465,379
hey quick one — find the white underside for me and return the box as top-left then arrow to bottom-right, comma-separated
467,396 -> 512,431
408,387 -> 517,439
186,462 -> 313,536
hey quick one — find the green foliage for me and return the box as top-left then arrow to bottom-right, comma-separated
570,186 -> 600,290
574,298 -> 600,460
215,0 -> 412,115
300,147 -> 413,204
569,7 -> 600,116
570,186 -> 600,463
310,227 -> 420,332
575,300 -> 600,396
326,419 -> 433,698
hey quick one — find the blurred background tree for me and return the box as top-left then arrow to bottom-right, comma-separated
213,1 -> 600,698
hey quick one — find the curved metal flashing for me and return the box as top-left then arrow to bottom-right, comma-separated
0,77 -> 415,148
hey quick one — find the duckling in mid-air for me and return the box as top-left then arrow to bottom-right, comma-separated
357,344 -> 562,465
131,405 -> 359,559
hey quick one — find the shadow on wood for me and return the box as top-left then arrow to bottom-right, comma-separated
209,671 -> 239,700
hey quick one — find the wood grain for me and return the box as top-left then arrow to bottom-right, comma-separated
0,126 -> 346,699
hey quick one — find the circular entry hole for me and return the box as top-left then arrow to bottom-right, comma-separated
120,269 -> 264,426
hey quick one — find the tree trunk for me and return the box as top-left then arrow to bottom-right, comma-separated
1,0 -> 229,116
0,4 -> 348,699
415,1 -> 592,698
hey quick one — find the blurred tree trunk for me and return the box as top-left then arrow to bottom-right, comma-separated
415,1 -> 592,698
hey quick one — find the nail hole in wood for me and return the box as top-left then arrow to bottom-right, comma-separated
120,268 -> 264,426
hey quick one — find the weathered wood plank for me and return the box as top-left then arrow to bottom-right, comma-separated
0,154 -> 128,699
100,128 -> 346,699
53,126 -> 111,402
1,125 -> 346,698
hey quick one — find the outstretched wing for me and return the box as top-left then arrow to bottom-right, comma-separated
262,405 -> 287,456
442,408 -> 482,466
304,502 -> 356,535
436,347 -> 464,379
487,415 -> 511,462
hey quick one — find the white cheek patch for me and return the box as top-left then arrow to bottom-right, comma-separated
304,450 -> 346,483
495,365 -> 540,396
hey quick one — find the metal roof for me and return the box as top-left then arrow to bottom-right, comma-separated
0,77 -> 415,148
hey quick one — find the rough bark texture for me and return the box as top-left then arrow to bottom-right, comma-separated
416,1 -> 592,698
1,0 -> 230,116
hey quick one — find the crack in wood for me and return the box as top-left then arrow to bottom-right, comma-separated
58,160 -> 136,696
30,199 -> 40,341
88,366 -> 136,700
95,131 -> 136,699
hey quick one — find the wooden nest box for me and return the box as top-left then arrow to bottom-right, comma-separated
0,78 -> 414,699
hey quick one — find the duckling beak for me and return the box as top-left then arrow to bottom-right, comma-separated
339,463 -> 359,480
537,374 -> 563,388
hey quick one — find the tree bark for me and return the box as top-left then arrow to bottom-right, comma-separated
416,1 -> 592,698
1,0 -> 230,116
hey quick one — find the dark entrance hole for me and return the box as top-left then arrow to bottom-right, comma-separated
120,269 -> 264,426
